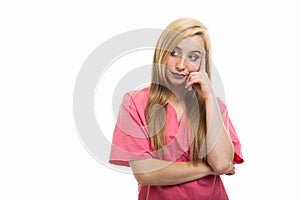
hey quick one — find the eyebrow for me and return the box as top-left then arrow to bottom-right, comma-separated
174,46 -> 202,54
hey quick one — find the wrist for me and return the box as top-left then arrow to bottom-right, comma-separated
204,94 -> 216,104
202,162 -> 215,176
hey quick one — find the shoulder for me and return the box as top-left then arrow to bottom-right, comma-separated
125,86 -> 150,103
123,86 -> 150,110
216,97 -> 227,110
216,97 -> 228,116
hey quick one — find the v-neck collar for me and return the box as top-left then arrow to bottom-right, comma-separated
166,103 -> 186,124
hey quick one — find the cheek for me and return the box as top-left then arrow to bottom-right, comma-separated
187,61 -> 201,72
166,57 -> 176,68
188,66 -> 197,73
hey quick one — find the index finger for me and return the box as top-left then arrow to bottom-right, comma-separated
199,51 -> 206,73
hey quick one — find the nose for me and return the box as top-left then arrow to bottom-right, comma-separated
175,56 -> 187,71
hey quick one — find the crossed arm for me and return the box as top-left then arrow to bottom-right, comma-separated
130,153 -> 234,186
130,98 -> 235,186
130,159 -> 212,186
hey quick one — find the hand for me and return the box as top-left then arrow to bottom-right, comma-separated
213,163 -> 236,176
185,52 -> 214,101
225,164 -> 235,176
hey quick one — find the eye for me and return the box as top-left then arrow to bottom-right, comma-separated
170,49 -> 180,57
188,54 -> 199,61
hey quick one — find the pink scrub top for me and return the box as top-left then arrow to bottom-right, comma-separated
109,87 -> 244,200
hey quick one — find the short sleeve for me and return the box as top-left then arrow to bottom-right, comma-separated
109,91 -> 153,167
217,98 -> 244,164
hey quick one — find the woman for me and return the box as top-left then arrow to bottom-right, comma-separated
109,18 -> 244,200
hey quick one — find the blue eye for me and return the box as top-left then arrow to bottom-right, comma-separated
188,54 -> 199,61
170,49 -> 180,57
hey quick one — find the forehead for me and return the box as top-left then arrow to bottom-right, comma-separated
177,35 -> 205,51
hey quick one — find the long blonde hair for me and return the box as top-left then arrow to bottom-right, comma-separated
145,18 -> 212,161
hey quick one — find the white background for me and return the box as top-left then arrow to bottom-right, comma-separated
1,0 -> 300,199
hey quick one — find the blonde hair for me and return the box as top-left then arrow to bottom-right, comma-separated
145,18 -> 212,161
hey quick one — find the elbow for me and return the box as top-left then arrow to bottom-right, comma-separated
208,152 -> 234,174
211,163 -> 231,174
208,157 -> 233,174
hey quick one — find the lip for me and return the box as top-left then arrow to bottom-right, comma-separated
171,71 -> 187,79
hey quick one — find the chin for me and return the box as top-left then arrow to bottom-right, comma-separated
167,78 -> 186,87
173,79 -> 186,85
165,69 -> 186,86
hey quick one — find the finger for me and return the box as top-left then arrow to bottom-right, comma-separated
199,51 -> 206,73
185,73 -> 202,88
187,72 -> 206,84
225,172 -> 235,176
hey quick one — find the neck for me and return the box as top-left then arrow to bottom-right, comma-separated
168,84 -> 186,102
168,94 -> 185,122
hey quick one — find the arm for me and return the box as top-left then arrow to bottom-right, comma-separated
185,52 -> 234,174
205,98 -> 234,174
129,158 -> 213,186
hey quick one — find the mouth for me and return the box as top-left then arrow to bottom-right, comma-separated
171,71 -> 187,79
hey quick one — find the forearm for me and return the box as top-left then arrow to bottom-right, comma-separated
130,158 -> 213,186
205,97 -> 234,173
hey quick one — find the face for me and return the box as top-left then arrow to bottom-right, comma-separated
165,35 -> 206,86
